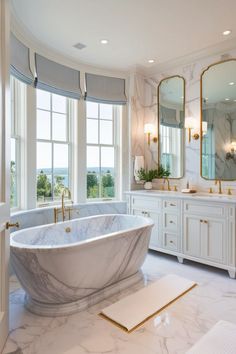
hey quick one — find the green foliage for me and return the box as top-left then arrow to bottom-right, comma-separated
37,170 -> 52,199
102,171 -> 114,197
137,165 -> 170,182
87,172 -> 99,198
87,170 -> 115,198
54,175 -> 66,197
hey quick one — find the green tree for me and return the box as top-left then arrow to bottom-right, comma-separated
37,170 -> 52,200
87,172 -> 98,198
102,171 -> 114,197
54,175 -> 66,197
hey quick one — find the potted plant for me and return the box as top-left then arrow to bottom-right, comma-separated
137,165 -> 170,190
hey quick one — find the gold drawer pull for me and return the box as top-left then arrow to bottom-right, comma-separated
6,222 -> 19,230
204,220 -> 208,224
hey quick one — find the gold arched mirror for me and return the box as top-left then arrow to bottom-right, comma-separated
201,59 -> 236,180
158,76 -> 185,178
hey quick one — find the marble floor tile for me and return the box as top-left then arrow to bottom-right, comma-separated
4,251 -> 236,354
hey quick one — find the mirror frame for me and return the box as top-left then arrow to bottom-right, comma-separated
200,58 -> 236,181
157,75 -> 185,179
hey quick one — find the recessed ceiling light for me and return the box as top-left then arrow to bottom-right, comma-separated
229,82 -> 235,86
148,59 -> 155,63
100,39 -> 108,44
225,98 -> 230,101
223,30 -> 231,36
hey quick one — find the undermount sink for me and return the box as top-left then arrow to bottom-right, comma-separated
193,192 -> 236,200
140,190 -> 236,200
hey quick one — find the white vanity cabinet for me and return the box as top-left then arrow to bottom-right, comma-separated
129,195 -> 161,248
126,191 -> 236,278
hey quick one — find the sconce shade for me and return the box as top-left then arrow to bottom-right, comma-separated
185,117 -> 195,129
144,123 -> 154,134
202,121 -> 208,135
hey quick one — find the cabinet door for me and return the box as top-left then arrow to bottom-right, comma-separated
201,219 -> 225,263
132,209 -> 160,248
184,216 -> 201,257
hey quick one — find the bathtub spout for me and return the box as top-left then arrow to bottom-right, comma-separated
54,188 -> 75,223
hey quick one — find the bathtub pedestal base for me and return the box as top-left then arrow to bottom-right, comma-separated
24,271 -> 144,317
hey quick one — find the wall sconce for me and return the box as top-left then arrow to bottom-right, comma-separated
202,121 -> 208,136
185,117 -> 196,142
226,141 -> 236,160
185,118 -> 208,142
144,123 -> 158,145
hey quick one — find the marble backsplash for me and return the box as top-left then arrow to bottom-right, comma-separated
130,48 -> 236,194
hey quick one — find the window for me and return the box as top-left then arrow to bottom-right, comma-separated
10,77 -> 25,209
86,102 -> 121,199
36,90 -> 71,204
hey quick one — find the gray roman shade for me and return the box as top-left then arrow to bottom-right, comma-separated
85,73 -> 127,105
160,105 -> 184,128
35,54 -> 81,99
10,33 -> 34,85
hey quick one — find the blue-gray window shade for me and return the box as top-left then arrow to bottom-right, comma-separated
10,33 -> 34,85
160,105 -> 184,128
85,73 -> 127,105
35,54 -> 81,99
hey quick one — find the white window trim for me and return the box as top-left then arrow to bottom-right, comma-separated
36,91 -> 73,207
86,103 -> 122,202
10,74 -> 129,211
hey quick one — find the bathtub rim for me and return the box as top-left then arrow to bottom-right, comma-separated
10,214 -> 154,253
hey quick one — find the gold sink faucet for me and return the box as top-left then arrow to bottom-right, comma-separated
54,188 -> 74,223
164,177 -> 171,191
215,179 -> 222,194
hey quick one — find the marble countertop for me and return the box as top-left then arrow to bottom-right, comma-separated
125,190 -> 236,203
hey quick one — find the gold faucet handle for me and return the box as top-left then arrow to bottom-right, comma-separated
209,187 -> 213,194
6,221 -> 19,230
173,185 -> 178,192
227,187 -> 232,196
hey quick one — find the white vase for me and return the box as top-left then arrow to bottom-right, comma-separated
144,181 -> 152,190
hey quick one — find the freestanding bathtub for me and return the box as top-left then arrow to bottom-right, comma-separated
10,214 -> 154,316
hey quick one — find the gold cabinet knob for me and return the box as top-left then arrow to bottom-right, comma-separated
6,222 -> 19,230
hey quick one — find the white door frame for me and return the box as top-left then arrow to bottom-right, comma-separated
0,0 -> 10,352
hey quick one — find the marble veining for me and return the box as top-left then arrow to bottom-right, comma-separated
10,201 -> 127,232
10,214 -> 153,316
4,251 -> 236,354
130,49 -> 236,193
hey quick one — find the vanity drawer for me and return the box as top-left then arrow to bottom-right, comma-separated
131,196 -> 161,212
163,199 -> 180,211
162,233 -> 178,251
163,213 -> 179,232
184,201 -> 226,218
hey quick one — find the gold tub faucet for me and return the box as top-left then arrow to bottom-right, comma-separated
54,188 -> 74,223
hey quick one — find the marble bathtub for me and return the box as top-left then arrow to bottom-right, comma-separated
10,214 -> 154,316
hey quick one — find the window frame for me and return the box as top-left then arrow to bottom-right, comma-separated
86,102 -> 121,201
10,76 -> 24,211
36,90 -> 73,206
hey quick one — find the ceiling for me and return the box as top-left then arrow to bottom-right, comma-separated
11,0 -> 236,73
